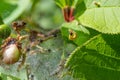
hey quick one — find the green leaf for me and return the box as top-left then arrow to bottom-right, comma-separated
0,24 -> 11,39
78,0 -> 120,34
65,0 -> 81,7
54,0 -> 66,8
0,16 -> 4,25
61,21 -> 90,45
74,1 -> 86,18
65,34 -> 120,80
0,0 -> 31,24
61,20 -> 99,45
0,0 -> 16,19
54,0 -> 83,8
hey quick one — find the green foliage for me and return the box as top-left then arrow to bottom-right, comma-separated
0,24 -> 11,39
55,0 -> 120,34
0,0 -> 16,19
55,0 -> 83,8
78,0 -> 120,34
54,0 -> 66,8
65,34 -> 120,80
0,0 -> 31,24
74,1 -> 86,18
0,16 -> 11,43
55,0 -> 120,80
61,20 -> 90,45
1,0 -> 120,80
61,20 -> 99,46
0,17 -> 4,25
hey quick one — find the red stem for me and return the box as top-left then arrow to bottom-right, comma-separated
63,7 -> 74,22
